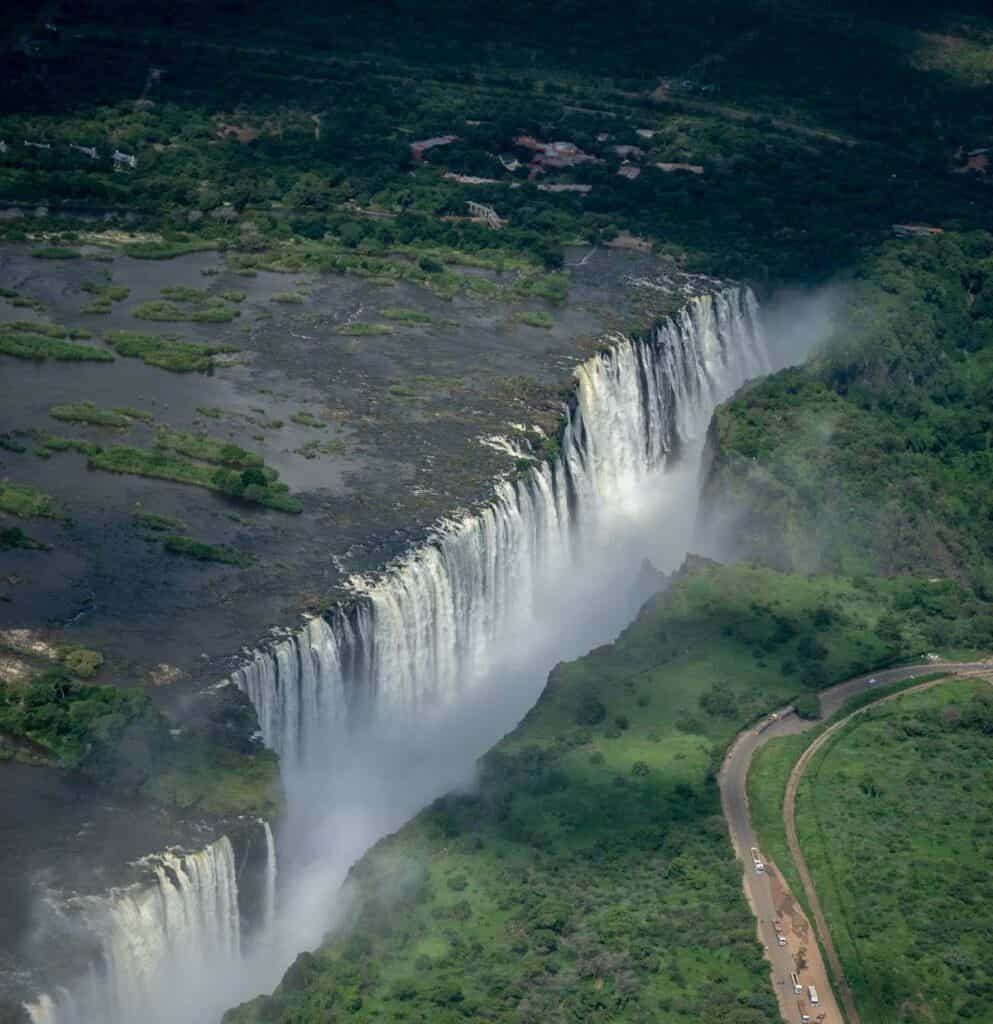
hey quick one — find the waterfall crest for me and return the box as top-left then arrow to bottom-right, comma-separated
232,287 -> 770,766
24,837 -> 240,1024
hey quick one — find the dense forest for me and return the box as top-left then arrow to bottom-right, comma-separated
1,0 -> 991,281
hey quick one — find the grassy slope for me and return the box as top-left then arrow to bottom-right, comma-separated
794,679 -> 993,1021
747,671 -> 952,910
224,561 -> 977,1024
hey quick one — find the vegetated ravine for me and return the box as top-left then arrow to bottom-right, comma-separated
25,286 -> 773,1024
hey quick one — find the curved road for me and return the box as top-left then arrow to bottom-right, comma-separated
719,660 -> 990,1024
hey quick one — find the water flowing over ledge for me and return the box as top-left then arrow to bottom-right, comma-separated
24,828 -> 275,1024
24,285 -> 770,1024
232,286 -> 770,768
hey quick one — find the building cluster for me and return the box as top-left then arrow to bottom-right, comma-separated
514,136 -> 601,175
892,224 -> 943,238
420,122 -> 709,229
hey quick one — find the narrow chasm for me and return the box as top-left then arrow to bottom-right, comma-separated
26,287 -> 780,1024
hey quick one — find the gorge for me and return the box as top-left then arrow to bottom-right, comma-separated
23,285 -> 777,1024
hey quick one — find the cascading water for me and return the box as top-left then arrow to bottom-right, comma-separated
26,286 -> 773,1024
234,287 -> 769,766
262,822 -> 277,933
23,830 -> 277,1024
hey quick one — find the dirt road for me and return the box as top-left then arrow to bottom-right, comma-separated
719,660 -> 990,1024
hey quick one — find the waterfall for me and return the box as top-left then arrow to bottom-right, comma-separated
23,837 -> 240,1024
262,822 -> 277,933
232,287 -> 770,766
24,285 -> 772,1024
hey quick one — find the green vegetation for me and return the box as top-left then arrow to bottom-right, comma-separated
0,289 -> 46,312
0,321 -> 113,362
221,289 -> 247,302
289,411 -> 326,429
336,321 -> 392,336
160,284 -> 209,302
88,444 -> 302,512
0,0 -> 990,291
294,438 -> 346,459
512,272 -> 569,303
31,247 -> 80,260
0,481 -> 56,519
196,405 -> 284,429
58,644 -> 104,679
131,509 -> 185,532
104,329 -> 238,371
155,430 -> 263,467
133,298 -> 240,322
0,433 -> 27,453
748,669 -> 954,921
142,742 -> 280,818
0,668 -> 279,817
515,310 -> 553,329
382,307 -> 433,324
122,240 -> 216,260
80,280 -> 130,312
795,680 -> 993,1021
163,534 -> 253,566
5,321 -> 91,340
31,430 -> 101,456
706,232 -> 993,595
49,401 -> 150,428
0,526 -> 50,551
747,732 -> 810,901
271,291 -> 304,304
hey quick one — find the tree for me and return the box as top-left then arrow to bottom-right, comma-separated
793,693 -> 820,720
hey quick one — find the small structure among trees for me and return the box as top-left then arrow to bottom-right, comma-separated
112,150 -> 137,172
466,200 -> 504,229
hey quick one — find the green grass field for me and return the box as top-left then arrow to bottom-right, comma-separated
792,679 -> 993,1021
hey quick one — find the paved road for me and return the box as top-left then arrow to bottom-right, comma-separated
719,660 -> 990,1024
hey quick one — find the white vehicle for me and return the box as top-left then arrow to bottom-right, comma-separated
791,972 -> 803,995
777,932 -> 787,946
867,677 -> 878,687
750,846 -> 765,873
797,1001 -> 811,1023
808,984 -> 820,1006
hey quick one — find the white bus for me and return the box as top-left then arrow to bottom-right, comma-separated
808,984 -> 820,1006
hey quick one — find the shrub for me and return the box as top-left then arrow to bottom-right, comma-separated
575,694 -> 607,725
32,247 -> 81,259
793,693 -> 821,720
61,646 -> 104,678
